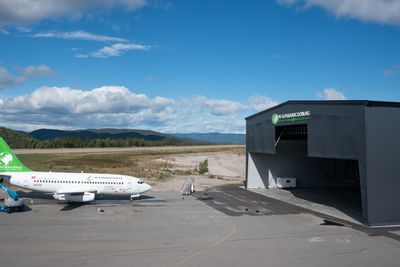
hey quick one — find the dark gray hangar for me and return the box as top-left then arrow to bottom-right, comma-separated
246,100 -> 400,227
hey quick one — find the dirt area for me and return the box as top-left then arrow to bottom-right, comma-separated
16,146 -> 246,192
152,151 -> 245,191
155,151 -> 245,178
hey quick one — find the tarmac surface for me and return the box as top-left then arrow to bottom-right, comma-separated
1,187 -> 400,267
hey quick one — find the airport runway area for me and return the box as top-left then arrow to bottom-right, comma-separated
1,188 -> 400,267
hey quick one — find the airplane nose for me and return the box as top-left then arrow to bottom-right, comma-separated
143,183 -> 151,193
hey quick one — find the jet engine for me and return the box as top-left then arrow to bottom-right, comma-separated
53,192 -> 95,202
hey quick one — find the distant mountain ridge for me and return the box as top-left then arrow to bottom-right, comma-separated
172,133 -> 245,144
28,128 -> 168,141
28,129 -> 245,144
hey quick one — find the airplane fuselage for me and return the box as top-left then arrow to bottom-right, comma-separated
6,171 -> 151,202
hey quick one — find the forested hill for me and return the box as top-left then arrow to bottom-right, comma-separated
0,127 -> 38,149
29,128 -> 168,141
0,127 -> 208,149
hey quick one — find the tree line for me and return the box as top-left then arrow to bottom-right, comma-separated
0,127 -> 207,149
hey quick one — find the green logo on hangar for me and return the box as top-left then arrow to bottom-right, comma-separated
271,114 -> 279,125
271,111 -> 311,125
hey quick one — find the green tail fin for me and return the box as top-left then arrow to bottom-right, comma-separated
0,137 -> 31,172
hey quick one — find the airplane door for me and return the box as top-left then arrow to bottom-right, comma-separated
23,177 -> 29,187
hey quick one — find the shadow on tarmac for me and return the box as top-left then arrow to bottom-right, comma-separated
194,187 -> 400,241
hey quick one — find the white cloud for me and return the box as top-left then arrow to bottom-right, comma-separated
278,0 -> 400,26
0,67 -> 22,89
21,65 -> 56,77
91,43 -> 151,58
0,86 -> 176,130
317,88 -> 347,100
0,0 -> 147,25
32,31 -> 127,43
31,32 -> 150,58
383,65 -> 400,76
248,95 -> 278,112
195,96 -> 247,116
0,86 -> 278,133
74,54 -> 89,58
0,65 -> 55,90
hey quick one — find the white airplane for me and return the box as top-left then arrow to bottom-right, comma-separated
0,137 -> 151,202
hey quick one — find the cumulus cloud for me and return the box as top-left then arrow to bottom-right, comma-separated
277,0 -> 400,26
0,0 -> 147,25
248,95 -> 278,112
317,88 -> 347,100
0,67 -> 22,89
32,31 -> 127,43
0,86 -> 176,130
20,65 -> 55,77
0,65 -> 55,90
91,43 -> 151,58
2,86 -> 152,114
0,86 -> 278,133
195,96 -> 247,116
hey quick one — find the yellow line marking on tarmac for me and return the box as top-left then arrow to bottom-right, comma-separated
175,227 -> 237,266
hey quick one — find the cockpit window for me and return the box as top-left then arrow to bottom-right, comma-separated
137,180 -> 144,184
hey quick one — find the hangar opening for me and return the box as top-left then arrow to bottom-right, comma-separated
275,124 -> 307,143
252,123 -> 362,222
246,100 -> 400,227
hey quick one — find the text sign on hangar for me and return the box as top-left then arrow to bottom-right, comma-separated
271,111 -> 311,125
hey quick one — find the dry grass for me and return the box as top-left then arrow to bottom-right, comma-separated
18,146 -> 245,182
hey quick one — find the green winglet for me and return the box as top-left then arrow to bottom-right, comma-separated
0,137 -> 31,172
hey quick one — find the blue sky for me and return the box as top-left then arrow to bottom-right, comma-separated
1,0 -> 400,133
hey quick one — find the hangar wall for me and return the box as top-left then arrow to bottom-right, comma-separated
246,101 -> 400,226
365,107 -> 400,226
246,101 -> 370,225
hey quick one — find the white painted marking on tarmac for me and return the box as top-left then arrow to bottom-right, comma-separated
309,237 -> 325,242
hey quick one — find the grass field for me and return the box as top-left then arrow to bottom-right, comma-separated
18,146 -> 245,182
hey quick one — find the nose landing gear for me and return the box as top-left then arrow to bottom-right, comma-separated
130,194 -> 140,200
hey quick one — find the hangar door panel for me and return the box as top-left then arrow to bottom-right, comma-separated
247,116 -> 275,154
308,107 -> 365,160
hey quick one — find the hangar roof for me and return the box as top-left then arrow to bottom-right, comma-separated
246,100 -> 400,120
